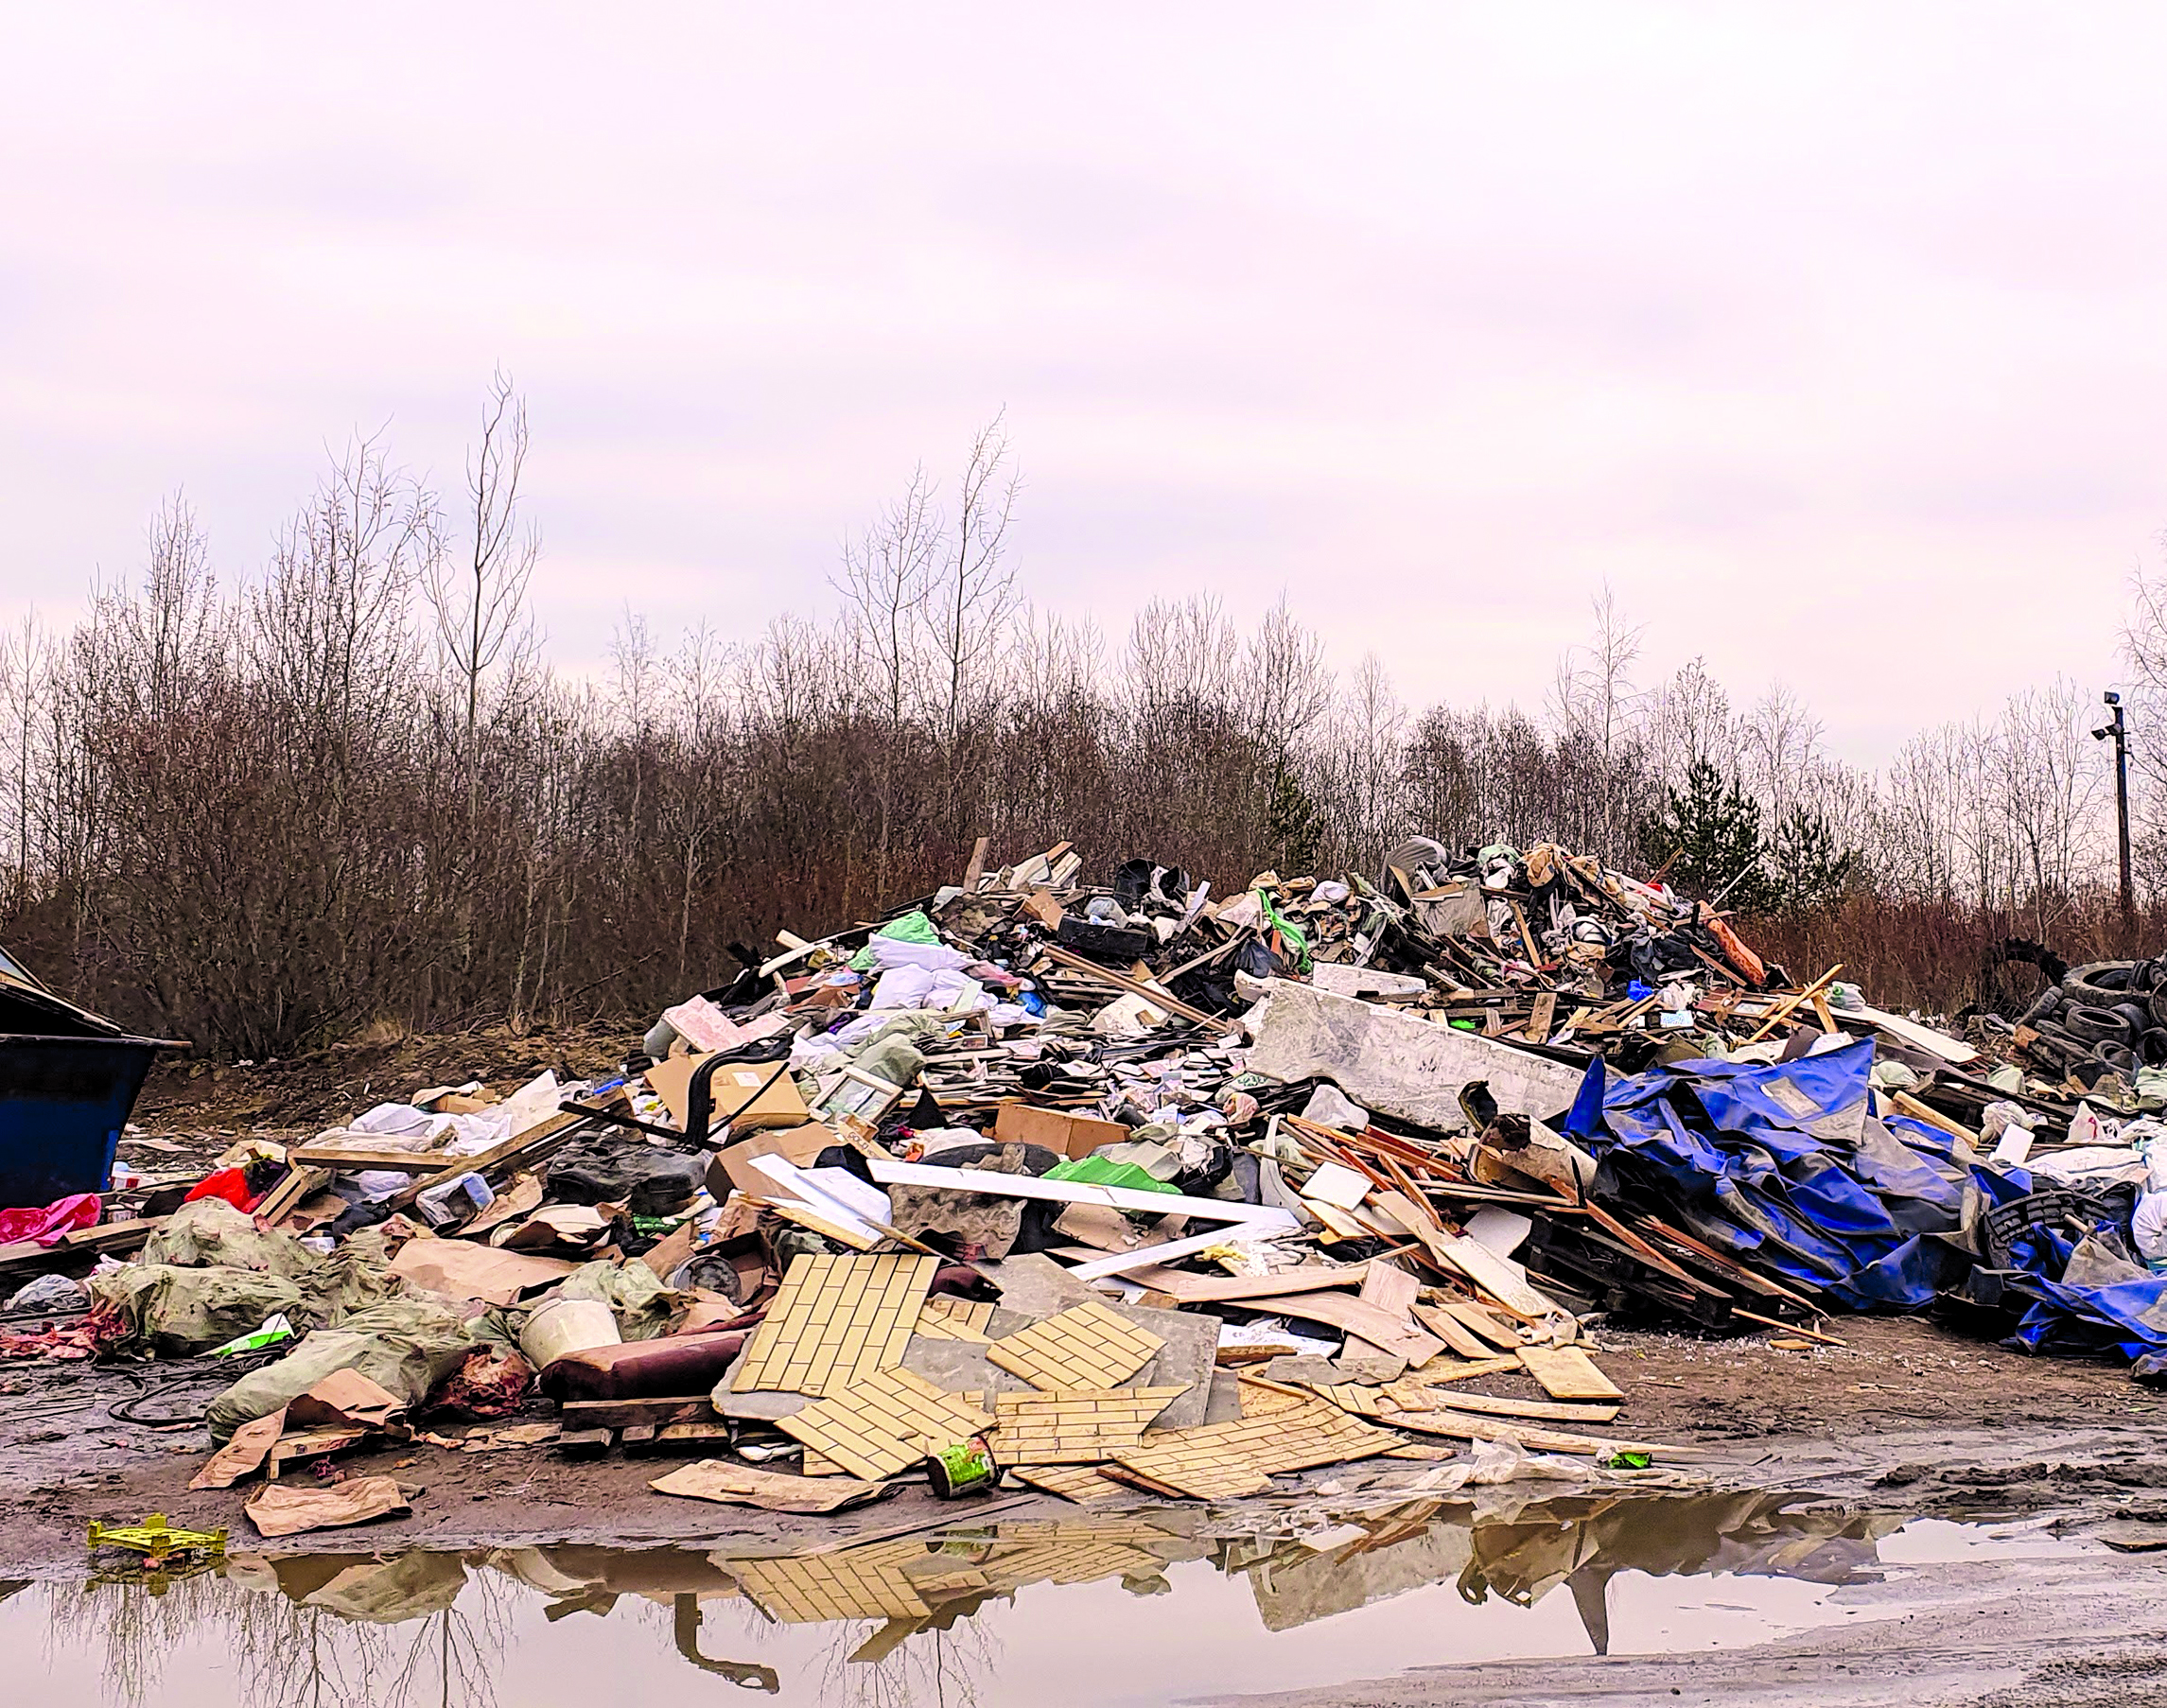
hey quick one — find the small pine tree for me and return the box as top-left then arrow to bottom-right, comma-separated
1265,759 -> 1323,877
1767,805 -> 1858,915
1638,758 -> 1770,908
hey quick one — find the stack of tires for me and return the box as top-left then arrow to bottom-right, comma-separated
2021,959 -> 2167,1088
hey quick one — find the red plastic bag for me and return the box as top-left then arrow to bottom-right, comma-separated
183,1168 -> 261,1213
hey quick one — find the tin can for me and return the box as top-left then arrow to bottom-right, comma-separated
924,1436 -> 1002,1499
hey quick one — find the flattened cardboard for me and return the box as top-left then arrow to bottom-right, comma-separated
651,1053 -> 809,1136
708,1123 -> 836,1200
993,1101 -> 1127,1160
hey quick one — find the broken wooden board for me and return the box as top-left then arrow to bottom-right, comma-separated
1113,1263 -> 1372,1303
1107,1391 -> 1401,1499
986,1299 -> 1164,1392
1409,1302 -> 1501,1360
1415,1231 -> 1566,1325
288,1142 -> 458,1170
778,1368 -> 993,1481
732,1252 -> 937,1398
393,1108 -> 590,1211
1383,1385 -> 1620,1426
1402,1354 -> 1524,1385
914,1296 -> 996,1342
1424,1297 -> 1525,1351
1229,1289 -> 1443,1366
989,1386 -> 1189,1464
1374,1407 -> 1686,1458
1517,1344 -> 1624,1402
649,1461 -> 890,1513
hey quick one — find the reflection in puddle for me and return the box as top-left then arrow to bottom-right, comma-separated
21,1491 -> 1909,1708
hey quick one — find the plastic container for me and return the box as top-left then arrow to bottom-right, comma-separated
519,1297 -> 620,1368
414,1171 -> 495,1228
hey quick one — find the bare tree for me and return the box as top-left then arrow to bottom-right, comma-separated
422,369 -> 541,836
1548,585 -> 1646,859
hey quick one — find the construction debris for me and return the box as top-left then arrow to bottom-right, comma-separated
15,833 -> 2167,1541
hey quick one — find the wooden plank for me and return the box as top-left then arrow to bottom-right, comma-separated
1112,1263 -> 1372,1304
56,1216 -> 167,1256
559,1396 -> 712,1432
1409,1302 -> 1498,1360
867,1158 -> 1300,1230
1427,1298 -> 1524,1351
1372,1407 -> 1687,1459
1528,991 -> 1558,1044
1741,965 -> 1844,1044
392,1109 -> 588,1211
1387,1386 -> 1619,1426
1031,940 -> 1234,1034
288,1142 -> 459,1170
1517,1345 -> 1623,1402
1890,1090 -> 1982,1148
1230,1289 -> 1443,1366
253,1166 -> 329,1226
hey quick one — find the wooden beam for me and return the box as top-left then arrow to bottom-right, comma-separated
1741,965 -> 1844,1044
1031,941 -> 1233,1033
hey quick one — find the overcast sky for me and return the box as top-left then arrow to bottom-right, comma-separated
2,6 -> 2162,765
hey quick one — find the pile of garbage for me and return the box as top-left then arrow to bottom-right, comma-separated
14,834 -> 2167,1538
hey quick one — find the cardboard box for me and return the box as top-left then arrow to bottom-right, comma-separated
707,1123 -> 836,1201
992,1100 -> 1127,1160
648,1054 -> 810,1136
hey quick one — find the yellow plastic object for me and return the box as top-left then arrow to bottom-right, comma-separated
87,1512 -> 228,1562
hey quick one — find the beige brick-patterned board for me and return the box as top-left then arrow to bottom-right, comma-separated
778,1367 -> 993,1480
985,1299 -> 1163,1391
989,1386 -> 1188,1464
914,1296 -> 996,1342
1011,1462 -> 1131,1506
734,1539 -> 931,1623
732,1252 -> 936,1397
1109,1392 -> 1401,1500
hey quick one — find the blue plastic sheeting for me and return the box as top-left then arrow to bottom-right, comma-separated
1564,1038 -> 1965,1310
2011,1272 -> 2167,1359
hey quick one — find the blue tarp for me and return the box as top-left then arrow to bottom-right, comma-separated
1564,1038 -> 1964,1310
1567,1037 -> 2167,1359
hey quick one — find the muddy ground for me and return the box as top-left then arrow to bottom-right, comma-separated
14,1042 -> 2167,1704
6,1313 -> 2165,1579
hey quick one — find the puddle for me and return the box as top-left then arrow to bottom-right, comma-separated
4,1490 -> 2071,1708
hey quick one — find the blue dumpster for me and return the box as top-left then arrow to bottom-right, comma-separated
0,1032 -> 165,1208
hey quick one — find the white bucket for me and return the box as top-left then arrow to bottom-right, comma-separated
519,1297 -> 620,1368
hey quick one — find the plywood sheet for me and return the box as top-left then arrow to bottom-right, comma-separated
986,1299 -> 1164,1391
731,1252 -> 935,1397
990,1386 -> 1188,1464
778,1367 -> 993,1481
1517,1344 -> 1624,1402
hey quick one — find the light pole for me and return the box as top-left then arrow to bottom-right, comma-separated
2093,690 -> 2133,931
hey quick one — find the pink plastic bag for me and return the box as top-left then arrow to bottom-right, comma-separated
0,1192 -> 101,1247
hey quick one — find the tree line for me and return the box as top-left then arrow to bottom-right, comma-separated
1,384 -> 2160,1056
